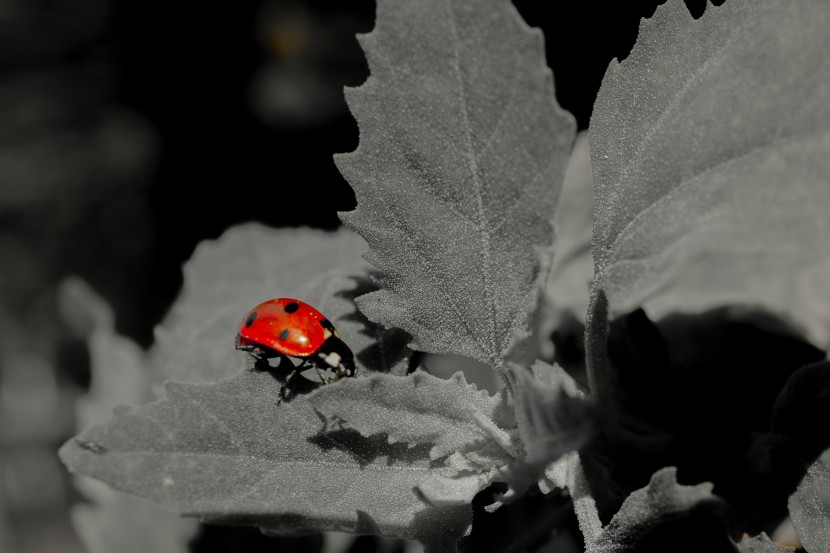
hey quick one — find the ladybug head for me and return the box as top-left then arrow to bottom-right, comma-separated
317,336 -> 358,380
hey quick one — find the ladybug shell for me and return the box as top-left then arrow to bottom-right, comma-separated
236,298 -> 338,358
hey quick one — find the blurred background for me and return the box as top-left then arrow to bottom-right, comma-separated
0,0 -> 721,551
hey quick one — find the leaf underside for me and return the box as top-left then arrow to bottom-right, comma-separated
337,0 -> 575,367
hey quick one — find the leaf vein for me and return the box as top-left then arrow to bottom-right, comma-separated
445,0 -> 498,364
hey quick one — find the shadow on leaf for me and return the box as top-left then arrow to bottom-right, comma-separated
335,272 -> 414,374
251,357 -> 321,399
308,415 -> 433,467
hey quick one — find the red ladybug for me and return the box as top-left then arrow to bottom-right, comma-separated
235,298 -> 357,396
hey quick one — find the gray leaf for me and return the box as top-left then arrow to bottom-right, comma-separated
591,467 -> 719,553
309,371 -> 518,462
590,0 -> 830,344
58,277 -> 152,428
542,460 -> 722,552
501,362 -> 595,500
59,371 -> 473,547
58,278 -> 197,553
336,0 -> 575,368
150,225 -> 367,384
789,447 -> 830,553
540,452 -> 602,544
547,131 -> 593,322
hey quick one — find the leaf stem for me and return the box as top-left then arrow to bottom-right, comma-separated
585,286 -> 611,403
494,363 -> 515,398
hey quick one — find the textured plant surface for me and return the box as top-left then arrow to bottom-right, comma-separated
60,0 -> 830,552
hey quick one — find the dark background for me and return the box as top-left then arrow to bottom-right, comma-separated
0,1 -> 723,551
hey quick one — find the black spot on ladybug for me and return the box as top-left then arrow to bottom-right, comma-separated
245,312 -> 257,327
285,302 -> 300,313
320,319 -> 335,332
279,328 -> 290,340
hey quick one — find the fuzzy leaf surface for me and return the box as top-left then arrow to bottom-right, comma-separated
336,0 -> 575,366
590,467 -> 720,552
501,361 -> 595,499
542,460 -> 721,552
541,452 -> 602,544
150,225 -> 368,383
590,0 -> 830,344
309,371 -> 517,462
789,447 -> 830,553
59,371 -> 473,547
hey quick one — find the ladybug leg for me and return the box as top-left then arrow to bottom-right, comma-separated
277,369 -> 299,405
291,358 -> 327,384
312,364 -> 327,385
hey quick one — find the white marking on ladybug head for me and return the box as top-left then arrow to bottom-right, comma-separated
321,351 -> 342,368
322,328 -> 333,340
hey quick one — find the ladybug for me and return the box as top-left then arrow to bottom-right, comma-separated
235,298 -> 357,399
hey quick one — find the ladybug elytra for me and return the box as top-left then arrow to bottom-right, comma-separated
235,298 -> 357,398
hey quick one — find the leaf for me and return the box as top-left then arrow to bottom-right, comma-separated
149,225 -> 368,384
293,269 -> 412,376
422,354 -> 505,395
59,370 -> 473,549
58,277 -> 152,428
500,361 -> 595,500
542,458 -> 725,553
590,467 -> 721,553
336,0 -> 575,368
58,278 -> 198,553
590,0 -> 830,346
309,371 -> 517,463
789,447 -> 830,553
540,452 -> 603,545
734,533 -> 795,553
547,131 -> 594,321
